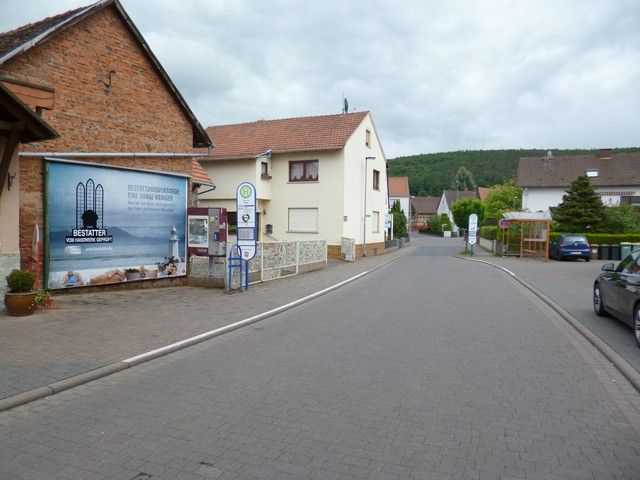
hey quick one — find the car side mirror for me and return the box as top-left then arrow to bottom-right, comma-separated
601,263 -> 615,272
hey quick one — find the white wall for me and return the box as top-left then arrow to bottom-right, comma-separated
342,114 -> 387,245
389,196 -> 410,216
197,113 -> 388,248
0,140 -> 20,254
523,186 -> 640,212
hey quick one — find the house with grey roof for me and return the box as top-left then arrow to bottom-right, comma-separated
437,190 -> 479,234
516,149 -> 640,212
410,196 -> 439,231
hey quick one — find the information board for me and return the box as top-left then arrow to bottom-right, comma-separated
236,182 -> 257,260
468,213 -> 478,245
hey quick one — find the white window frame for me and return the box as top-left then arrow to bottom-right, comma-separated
372,211 -> 380,233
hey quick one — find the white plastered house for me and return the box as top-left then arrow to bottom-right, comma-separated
388,176 -> 411,225
198,111 -> 388,259
516,150 -> 640,212
437,190 -> 479,234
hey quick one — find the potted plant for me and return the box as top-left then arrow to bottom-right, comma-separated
4,269 -> 37,316
32,289 -> 53,310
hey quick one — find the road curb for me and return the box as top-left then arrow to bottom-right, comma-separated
460,255 -> 640,394
0,247 -> 415,412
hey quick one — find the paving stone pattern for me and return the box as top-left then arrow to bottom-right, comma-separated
0,237 -> 639,479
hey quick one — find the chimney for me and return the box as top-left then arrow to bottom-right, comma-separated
600,148 -> 612,160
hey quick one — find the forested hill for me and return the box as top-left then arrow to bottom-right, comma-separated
387,148 -> 640,197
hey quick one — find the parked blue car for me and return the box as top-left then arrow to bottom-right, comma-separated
549,234 -> 591,261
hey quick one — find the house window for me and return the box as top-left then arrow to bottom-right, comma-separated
373,169 -> 380,190
365,129 -> 371,148
288,208 -> 318,233
372,211 -> 380,233
261,162 -> 270,177
289,160 -> 318,182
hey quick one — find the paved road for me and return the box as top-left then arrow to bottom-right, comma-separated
474,251 -> 640,372
1,236 -> 639,479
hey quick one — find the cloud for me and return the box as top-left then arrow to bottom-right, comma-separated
1,0 -> 638,157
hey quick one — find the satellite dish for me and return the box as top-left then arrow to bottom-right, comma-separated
343,97 -> 349,114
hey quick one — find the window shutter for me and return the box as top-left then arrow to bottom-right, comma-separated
288,208 -> 318,232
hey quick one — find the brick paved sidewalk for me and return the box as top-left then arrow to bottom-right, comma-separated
0,245 -> 415,410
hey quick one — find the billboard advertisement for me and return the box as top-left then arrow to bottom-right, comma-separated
46,160 -> 188,288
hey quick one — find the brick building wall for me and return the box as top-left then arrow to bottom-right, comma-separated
0,6 -> 198,276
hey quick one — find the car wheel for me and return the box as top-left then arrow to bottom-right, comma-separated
594,283 -> 608,317
635,304 -> 640,348
585,257 -> 591,262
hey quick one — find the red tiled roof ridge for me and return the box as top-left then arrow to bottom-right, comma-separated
203,111 -> 371,161
206,111 -> 369,128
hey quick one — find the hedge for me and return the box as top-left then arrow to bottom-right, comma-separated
479,227 -> 640,245
550,233 -> 640,245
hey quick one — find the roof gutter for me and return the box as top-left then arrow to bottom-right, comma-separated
20,151 -> 207,158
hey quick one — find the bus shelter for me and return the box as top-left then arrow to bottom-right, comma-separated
501,212 -> 552,261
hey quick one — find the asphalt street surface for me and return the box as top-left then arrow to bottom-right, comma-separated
1,235 -> 639,479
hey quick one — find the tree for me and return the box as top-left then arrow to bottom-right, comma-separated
483,180 -> 522,219
390,200 -> 408,237
601,204 -> 640,234
551,175 -> 605,232
451,198 -> 486,232
451,166 -> 477,191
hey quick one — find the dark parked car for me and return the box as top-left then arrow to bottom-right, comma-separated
593,249 -> 640,347
549,234 -> 591,261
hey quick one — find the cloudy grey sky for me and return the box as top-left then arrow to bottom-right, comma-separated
1,0 -> 638,158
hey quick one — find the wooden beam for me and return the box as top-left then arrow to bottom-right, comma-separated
0,122 -> 24,196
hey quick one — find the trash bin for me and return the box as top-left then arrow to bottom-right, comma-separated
621,242 -> 633,258
590,244 -> 599,260
599,244 -> 610,261
610,244 -> 621,261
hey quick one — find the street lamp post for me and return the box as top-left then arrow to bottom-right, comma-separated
363,156 -> 376,256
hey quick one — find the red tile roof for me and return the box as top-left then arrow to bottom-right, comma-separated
388,176 -> 410,197
516,152 -> 640,187
203,112 -> 370,160
191,159 -> 214,186
477,186 -> 502,201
